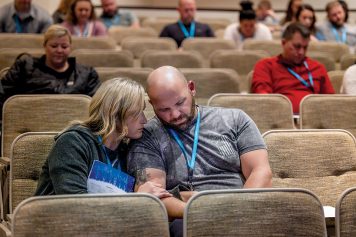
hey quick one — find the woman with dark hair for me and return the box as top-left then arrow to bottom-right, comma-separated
295,4 -> 323,41
280,0 -> 303,26
62,0 -> 107,37
52,0 -> 73,24
224,0 -> 272,49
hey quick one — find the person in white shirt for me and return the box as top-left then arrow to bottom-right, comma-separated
224,0 -> 272,50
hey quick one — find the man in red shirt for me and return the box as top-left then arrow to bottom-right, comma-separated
251,22 -> 335,114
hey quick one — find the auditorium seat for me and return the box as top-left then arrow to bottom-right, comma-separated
327,70 -> 344,94
242,39 -> 282,56
141,50 -> 204,68
108,26 -> 158,45
263,129 -> 356,207
307,52 -> 336,72
184,188 -> 327,237
208,93 -> 294,133
71,49 -> 134,67
11,194 -> 169,237
299,95 -> 356,137
181,38 -> 235,65
0,49 -> 44,71
340,54 -> 356,70
0,34 -> 43,49
196,18 -> 232,33
308,41 -> 349,63
335,187 -> 356,237
71,36 -> 116,50
141,17 -> 176,34
209,49 -> 269,92
95,67 -> 153,85
181,68 -> 240,105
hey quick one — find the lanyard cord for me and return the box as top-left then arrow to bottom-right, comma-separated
331,26 -> 347,43
178,20 -> 195,38
287,61 -> 314,90
97,136 -> 120,170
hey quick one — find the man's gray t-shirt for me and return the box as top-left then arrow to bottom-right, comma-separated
127,106 -> 266,191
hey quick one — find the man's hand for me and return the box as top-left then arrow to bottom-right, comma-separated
137,181 -> 172,198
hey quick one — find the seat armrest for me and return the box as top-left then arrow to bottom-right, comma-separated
0,222 -> 11,237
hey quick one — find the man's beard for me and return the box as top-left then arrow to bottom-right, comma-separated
160,97 -> 196,131
331,20 -> 344,28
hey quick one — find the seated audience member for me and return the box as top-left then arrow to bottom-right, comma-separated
62,0 -> 107,37
256,0 -> 280,26
0,0 -> 52,33
128,65 -> 272,237
52,0 -> 72,24
35,77 -> 171,199
0,25 -> 101,113
100,0 -> 140,29
160,0 -> 215,47
280,0 -> 303,26
341,64 -> 356,94
317,1 -> 356,48
224,0 -> 272,49
251,23 -> 335,114
295,4 -> 323,41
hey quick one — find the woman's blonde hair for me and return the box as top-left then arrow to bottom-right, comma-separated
67,0 -> 96,24
80,78 -> 145,143
43,24 -> 72,46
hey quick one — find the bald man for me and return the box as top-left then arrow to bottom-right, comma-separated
159,0 -> 215,47
127,66 -> 272,236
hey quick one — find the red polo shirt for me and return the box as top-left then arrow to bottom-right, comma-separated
251,55 -> 335,113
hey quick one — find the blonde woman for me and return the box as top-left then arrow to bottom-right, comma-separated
35,78 -> 171,198
0,24 -> 100,118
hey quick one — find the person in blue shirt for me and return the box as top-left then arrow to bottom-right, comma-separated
100,0 -> 140,29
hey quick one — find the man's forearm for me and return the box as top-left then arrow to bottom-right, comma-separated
161,196 -> 186,219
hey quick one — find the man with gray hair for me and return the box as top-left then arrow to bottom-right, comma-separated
128,65 -> 272,237
0,0 -> 52,33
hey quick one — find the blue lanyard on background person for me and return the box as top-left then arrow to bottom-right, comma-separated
331,26 -> 347,43
168,109 -> 201,171
287,61 -> 314,89
97,136 -> 120,170
178,20 -> 195,38
14,15 -> 22,33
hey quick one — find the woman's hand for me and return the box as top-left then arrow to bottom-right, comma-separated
137,181 -> 172,199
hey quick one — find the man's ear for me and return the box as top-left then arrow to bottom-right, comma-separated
188,80 -> 196,96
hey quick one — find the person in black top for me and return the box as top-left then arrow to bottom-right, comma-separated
159,0 -> 215,47
0,24 -> 101,115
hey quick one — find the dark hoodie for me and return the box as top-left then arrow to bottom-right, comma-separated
35,124 -> 128,195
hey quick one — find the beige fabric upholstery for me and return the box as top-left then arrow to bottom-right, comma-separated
71,36 -> 116,50
0,34 -> 43,49
181,38 -> 235,59
10,132 -> 56,213
328,70 -> 345,94
2,95 -> 91,158
208,93 -> 294,134
336,187 -> 356,237
71,49 -> 134,67
141,50 -> 204,68
263,129 -> 356,206
214,29 -> 225,39
95,67 -> 153,85
184,188 -> 327,237
0,49 -> 44,70
121,37 -> 177,58
308,41 -> 349,63
307,52 -> 336,72
12,194 -> 169,237
108,26 -> 158,45
180,68 -> 240,105
141,18 -> 176,34
196,18 -> 231,33
242,39 -> 282,56
299,95 -> 356,137
209,50 -> 269,92
340,54 -> 356,70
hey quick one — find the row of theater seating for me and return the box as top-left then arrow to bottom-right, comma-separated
3,187 -> 356,237
2,128 -> 356,237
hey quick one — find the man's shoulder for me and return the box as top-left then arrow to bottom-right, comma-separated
202,105 -> 245,118
0,3 -> 12,17
32,3 -> 52,19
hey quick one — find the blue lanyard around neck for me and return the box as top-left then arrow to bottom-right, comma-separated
14,15 -> 22,33
168,109 -> 200,170
287,61 -> 314,89
178,20 -> 195,38
97,136 -> 120,169
331,26 -> 346,43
